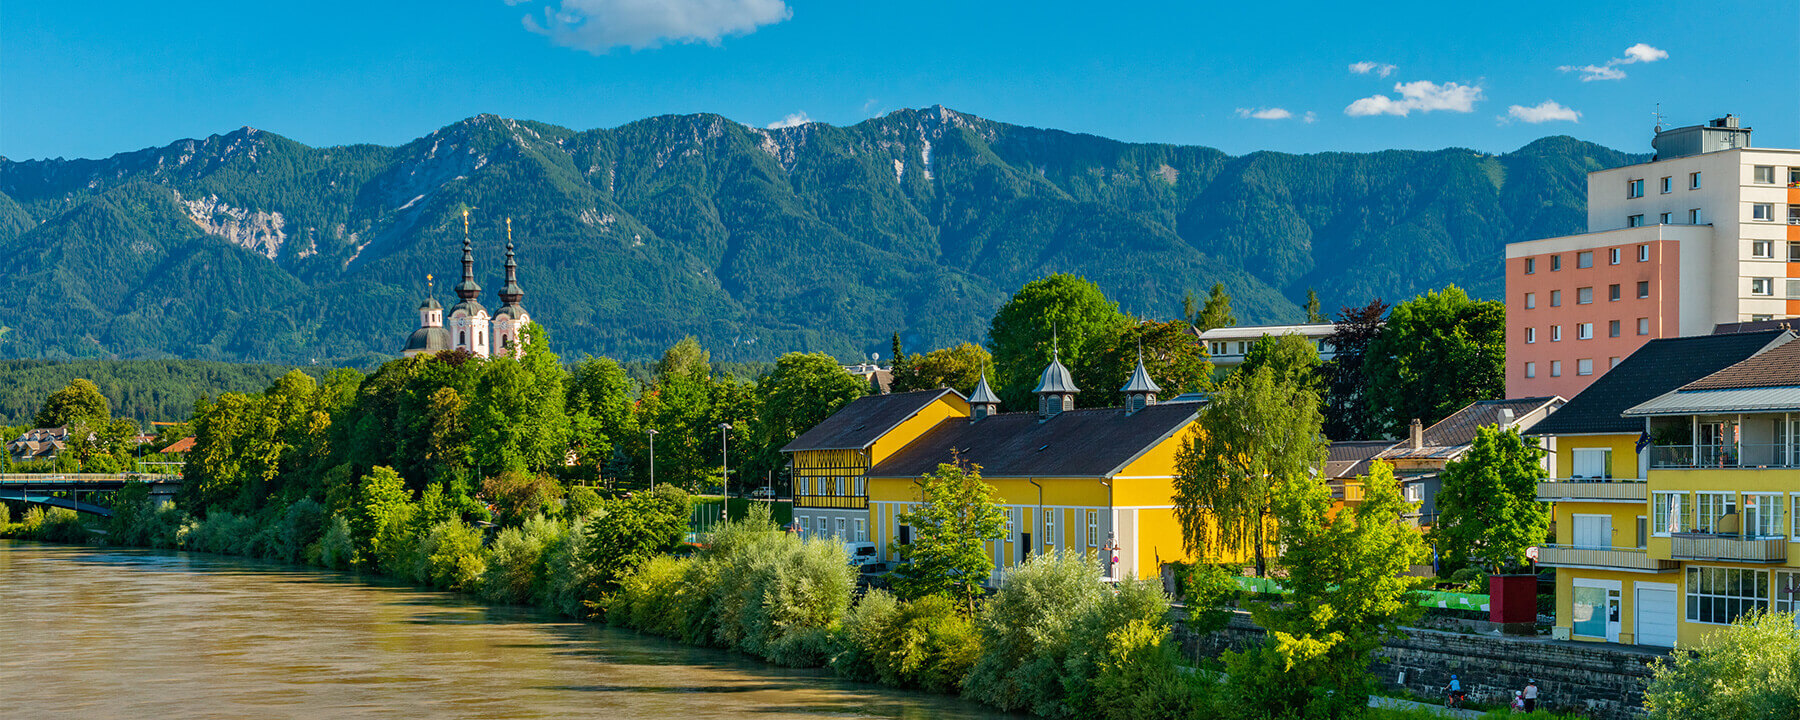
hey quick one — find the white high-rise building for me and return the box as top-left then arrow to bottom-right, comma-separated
1505,115 -> 1800,399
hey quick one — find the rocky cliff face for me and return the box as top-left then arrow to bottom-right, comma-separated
0,110 -> 1642,364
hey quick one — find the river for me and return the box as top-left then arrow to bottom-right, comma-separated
0,540 -> 1007,719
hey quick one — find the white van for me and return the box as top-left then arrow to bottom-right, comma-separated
845,542 -> 879,568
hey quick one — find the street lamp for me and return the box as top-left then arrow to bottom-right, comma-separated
646,428 -> 658,490
719,423 -> 733,523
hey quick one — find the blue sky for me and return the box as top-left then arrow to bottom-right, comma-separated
5,0 -> 1797,161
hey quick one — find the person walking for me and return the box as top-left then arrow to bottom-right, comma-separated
1522,679 -> 1538,712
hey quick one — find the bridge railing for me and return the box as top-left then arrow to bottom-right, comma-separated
0,473 -> 179,483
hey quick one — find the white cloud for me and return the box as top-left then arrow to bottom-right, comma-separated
1344,80 -> 1484,117
1302,111 -> 1317,124
1235,107 -> 1294,120
766,111 -> 811,129
1348,61 -> 1396,78
1559,43 -> 1668,81
517,0 -> 792,53
1506,100 -> 1581,124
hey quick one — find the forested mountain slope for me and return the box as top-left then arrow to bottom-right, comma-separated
0,108 -> 1642,363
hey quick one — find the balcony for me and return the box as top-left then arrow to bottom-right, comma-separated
793,493 -> 868,510
1536,479 -> 1647,503
1651,443 -> 1800,470
1331,481 -> 1365,503
1535,545 -> 1680,573
1669,533 -> 1789,563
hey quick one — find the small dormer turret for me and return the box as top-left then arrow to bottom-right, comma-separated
969,370 -> 1001,420
1120,346 -> 1161,414
1034,346 -> 1079,420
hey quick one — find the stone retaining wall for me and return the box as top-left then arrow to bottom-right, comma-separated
1174,614 -> 1659,720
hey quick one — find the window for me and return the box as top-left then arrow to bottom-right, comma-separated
1686,566 -> 1768,625
1789,279 -> 1800,299
1551,325 -> 1562,341
1577,287 -> 1593,304
1525,327 -> 1536,343
1793,168 -> 1800,186
1753,203 -> 1775,221
1572,448 -> 1612,478
1753,239 -> 1775,258
1690,171 -> 1702,189
1689,208 -> 1702,224
1639,244 -> 1650,261
1608,320 -> 1621,337
1609,284 -> 1621,301
1752,278 -> 1774,296
1659,212 -> 1672,225
1627,214 -> 1645,228
1744,494 -> 1783,537
836,476 -> 847,495
1696,492 -> 1736,533
1550,360 -> 1562,377
1551,255 -> 1563,271
1525,257 -> 1536,274
1752,314 -> 1773,322
800,517 -> 811,534
1660,176 -> 1672,193
1043,512 -> 1057,552
1209,341 -> 1227,355
835,517 -> 847,540
1754,165 -> 1776,184
1637,281 -> 1650,299
1792,242 -> 1800,262
1609,247 -> 1621,265
1577,323 -> 1593,339
1525,292 -> 1536,309
1550,290 -> 1562,307
1791,206 -> 1800,225
1627,178 -> 1645,198
1654,492 -> 1687,534
855,518 -> 866,542
1404,483 -> 1423,504
1577,251 -> 1594,268
1524,362 -> 1536,378
1610,356 -> 1622,368
1637,317 -> 1650,335
1085,509 -> 1099,548
1576,358 -> 1594,375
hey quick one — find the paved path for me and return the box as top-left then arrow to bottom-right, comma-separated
1369,695 -> 1485,718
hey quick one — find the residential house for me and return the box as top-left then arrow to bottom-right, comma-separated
8,427 -> 92,463
1196,322 -> 1339,370
1376,397 -> 1565,526
1527,329 -> 1793,647
1325,439 -> 1400,506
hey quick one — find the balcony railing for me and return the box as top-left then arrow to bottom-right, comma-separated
1536,545 -> 1680,572
793,493 -> 869,510
1669,533 -> 1789,563
1536,479 -> 1647,503
1651,444 -> 1800,469
1331,482 -> 1365,503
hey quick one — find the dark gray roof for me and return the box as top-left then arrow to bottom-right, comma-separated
969,373 -> 1001,404
448,299 -> 488,317
782,389 -> 963,453
1034,356 -> 1079,394
868,403 -> 1199,479
404,326 -> 452,353
1326,440 -> 1398,479
1120,358 -> 1162,394
494,303 -> 528,321
1381,397 -> 1562,460
1528,330 -> 1793,436
419,297 -> 442,310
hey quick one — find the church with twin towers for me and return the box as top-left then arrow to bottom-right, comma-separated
403,210 -> 531,358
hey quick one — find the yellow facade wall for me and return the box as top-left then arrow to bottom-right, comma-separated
1551,433 -> 1641,479
1552,501 -> 1647,548
869,395 -> 969,463
1553,568 -> 1673,646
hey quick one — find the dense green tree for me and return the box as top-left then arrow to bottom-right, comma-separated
890,343 -> 991,395
1363,287 -> 1504,436
744,352 -> 866,484
892,462 -> 1009,611
1218,461 -> 1427,718
566,356 -> 639,481
987,274 -> 1128,410
468,323 -> 569,474
1173,364 -> 1326,576
34,378 -> 110,428
583,485 -> 692,601
1645,611 -> 1800,719
658,336 -> 712,379
1304,289 -> 1325,323
1321,299 -> 1388,441
1195,282 -> 1236,331
353,465 -> 414,564
1237,333 -> 1322,398
1072,320 -> 1213,406
1433,426 -> 1549,574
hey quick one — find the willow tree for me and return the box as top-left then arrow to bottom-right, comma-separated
1173,364 -> 1326,576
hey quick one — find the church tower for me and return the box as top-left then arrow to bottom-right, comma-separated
402,274 -> 452,357
491,218 -> 531,358
446,208 -> 491,357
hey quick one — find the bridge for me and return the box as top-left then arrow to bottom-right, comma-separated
0,474 -> 181,518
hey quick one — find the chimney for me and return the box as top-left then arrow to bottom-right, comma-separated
1409,418 -> 1423,450
1498,408 -> 1515,426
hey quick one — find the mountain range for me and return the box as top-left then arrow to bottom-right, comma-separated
0,107 -> 1644,365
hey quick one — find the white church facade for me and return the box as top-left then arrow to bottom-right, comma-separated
404,213 -> 531,358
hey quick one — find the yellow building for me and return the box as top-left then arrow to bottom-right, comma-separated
1529,329 -> 1797,647
784,352 -> 1238,583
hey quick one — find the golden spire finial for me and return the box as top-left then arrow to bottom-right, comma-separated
506,217 -> 513,244
462,207 -> 470,238
426,273 -> 434,293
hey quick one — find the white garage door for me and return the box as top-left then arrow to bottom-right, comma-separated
1637,587 -> 1678,648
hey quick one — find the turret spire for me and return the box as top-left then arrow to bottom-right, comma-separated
499,217 -> 524,306
969,363 -> 1001,420
454,207 -> 481,300
1033,324 -> 1079,420
1120,340 -> 1162,413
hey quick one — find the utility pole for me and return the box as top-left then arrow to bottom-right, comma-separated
646,428 -> 658,491
719,423 -> 732,524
